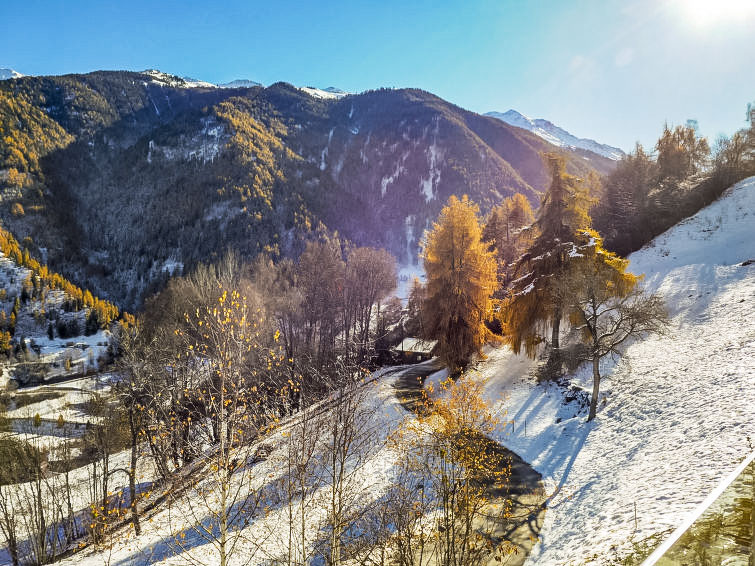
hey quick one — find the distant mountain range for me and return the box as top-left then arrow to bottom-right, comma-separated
2,67 -> 349,98
485,109 -> 625,160
0,69 -> 615,309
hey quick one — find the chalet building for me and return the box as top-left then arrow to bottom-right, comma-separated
393,337 -> 437,363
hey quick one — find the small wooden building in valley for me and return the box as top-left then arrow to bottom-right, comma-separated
393,337 -> 437,363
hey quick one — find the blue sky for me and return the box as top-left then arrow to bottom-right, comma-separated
1,0 -> 753,151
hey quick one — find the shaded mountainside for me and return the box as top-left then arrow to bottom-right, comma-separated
0,70 -> 608,309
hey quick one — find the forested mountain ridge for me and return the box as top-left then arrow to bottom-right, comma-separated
0,70 -> 610,309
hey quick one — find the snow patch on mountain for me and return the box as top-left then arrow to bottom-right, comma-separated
0,68 -> 23,80
380,150 -> 410,198
298,86 -> 350,100
143,71 -> 262,90
147,116 -> 225,164
486,109 -> 625,160
180,76 -> 217,88
420,142 -> 441,202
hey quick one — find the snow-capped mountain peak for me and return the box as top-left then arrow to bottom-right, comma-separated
217,79 -> 263,88
181,76 -> 217,88
0,68 -> 24,80
297,86 -> 350,99
486,108 -> 625,160
142,70 -> 262,90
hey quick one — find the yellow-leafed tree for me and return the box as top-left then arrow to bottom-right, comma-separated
422,195 -> 497,372
558,229 -> 668,420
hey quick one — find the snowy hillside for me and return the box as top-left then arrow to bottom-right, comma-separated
486,109 -> 625,160
470,176 -> 755,564
0,68 -> 23,80
0,248 -> 114,389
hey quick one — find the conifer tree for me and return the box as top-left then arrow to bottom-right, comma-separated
502,154 -> 594,377
594,143 -> 656,255
482,193 -> 535,292
422,195 -> 497,372
656,123 -> 710,180
404,277 -> 426,337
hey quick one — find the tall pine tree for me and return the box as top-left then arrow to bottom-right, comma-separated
482,193 -> 535,294
422,195 -> 497,372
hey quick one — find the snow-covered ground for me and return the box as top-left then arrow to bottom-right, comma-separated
4,372 -> 115,452
468,176 -> 755,564
0,248 -> 113,389
297,86 -> 349,100
52,367 -> 411,566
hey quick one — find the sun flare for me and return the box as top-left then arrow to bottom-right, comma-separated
678,0 -> 755,27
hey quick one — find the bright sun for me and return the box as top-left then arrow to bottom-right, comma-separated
679,0 -> 755,27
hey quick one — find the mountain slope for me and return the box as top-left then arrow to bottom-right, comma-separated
0,225 -> 121,386
486,109 -> 625,160
0,71 -> 607,309
0,69 -> 23,80
470,176 -> 755,564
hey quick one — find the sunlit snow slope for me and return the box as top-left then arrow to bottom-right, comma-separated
474,176 -> 755,565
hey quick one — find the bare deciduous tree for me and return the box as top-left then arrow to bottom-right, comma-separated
559,258 -> 669,421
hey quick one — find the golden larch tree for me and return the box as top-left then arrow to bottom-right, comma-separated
422,195 -> 497,372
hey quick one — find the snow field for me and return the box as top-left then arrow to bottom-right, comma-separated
467,176 -> 755,565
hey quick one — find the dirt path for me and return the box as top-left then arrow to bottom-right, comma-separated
392,360 -> 547,565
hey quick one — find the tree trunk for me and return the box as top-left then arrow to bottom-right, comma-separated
128,410 -> 141,536
588,355 -> 601,422
219,374 -> 228,566
551,305 -> 562,352
542,306 -> 563,380
8,535 -> 18,566
219,481 -> 228,566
